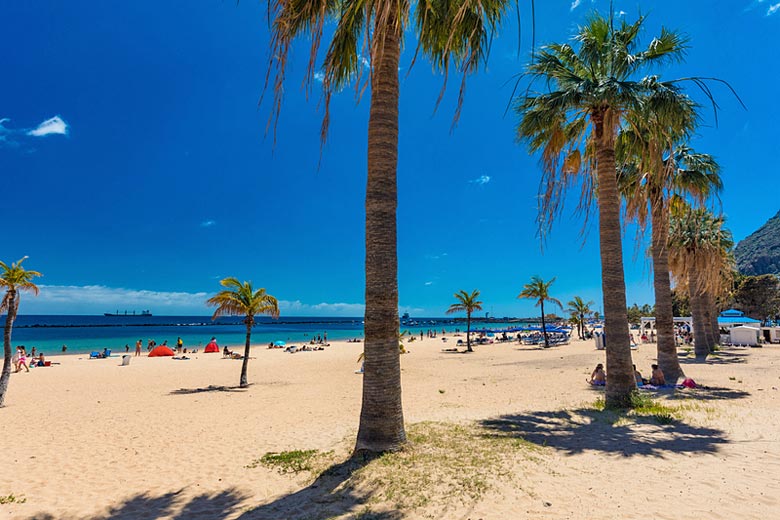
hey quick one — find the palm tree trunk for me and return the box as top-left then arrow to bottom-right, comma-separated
355,21 -> 406,455
466,312 -> 473,352
708,292 -> 721,350
651,201 -> 683,380
0,290 -> 18,407
689,272 -> 708,359
240,322 -> 251,388
540,300 -> 549,347
593,116 -> 635,408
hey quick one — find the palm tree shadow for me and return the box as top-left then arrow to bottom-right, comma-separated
28,489 -> 248,520
667,386 -> 751,401
679,351 -> 750,365
169,384 -> 248,395
236,457 -> 403,520
480,408 -> 729,458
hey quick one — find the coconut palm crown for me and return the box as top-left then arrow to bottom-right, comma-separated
446,289 -> 483,353
206,278 -> 279,388
0,257 -> 42,407
518,276 -> 562,348
515,11 -> 687,407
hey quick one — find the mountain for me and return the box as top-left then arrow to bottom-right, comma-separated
735,210 -> 780,276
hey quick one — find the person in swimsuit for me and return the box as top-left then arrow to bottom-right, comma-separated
589,363 -> 606,385
16,348 -> 29,373
650,364 -> 666,386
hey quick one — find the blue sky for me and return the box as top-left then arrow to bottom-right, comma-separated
1,0 -> 777,316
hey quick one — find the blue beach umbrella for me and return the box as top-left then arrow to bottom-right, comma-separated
274,340 -> 286,347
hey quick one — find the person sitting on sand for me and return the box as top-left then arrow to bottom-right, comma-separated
633,364 -> 645,386
223,346 -> 230,358
650,364 -> 666,386
37,353 -> 46,367
588,363 -> 606,385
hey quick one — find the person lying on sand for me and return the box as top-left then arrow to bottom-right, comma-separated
650,364 -> 666,386
588,363 -> 606,386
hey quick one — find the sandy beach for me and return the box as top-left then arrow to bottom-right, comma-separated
2,335 -> 779,519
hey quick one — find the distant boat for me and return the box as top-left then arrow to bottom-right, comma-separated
104,310 -> 152,317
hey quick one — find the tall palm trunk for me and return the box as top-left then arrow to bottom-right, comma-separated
594,113 -> 635,408
0,290 -> 18,407
701,299 -> 714,352
466,311 -> 473,352
707,292 -> 720,351
240,319 -> 252,388
540,300 -> 549,347
651,201 -> 683,380
355,21 -> 406,455
689,272 -> 708,359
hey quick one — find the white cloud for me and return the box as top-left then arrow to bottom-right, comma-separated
469,175 -> 491,185
30,285 -> 210,314
618,10 -> 627,16
200,220 -> 216,227
314,71 -> 325,83
768,2 -> 780,15
26,285 -> 388,317
280,299 -> 365,316
424,281 -> 433,286
570,0 -> 583,10
27,115 -> 69,137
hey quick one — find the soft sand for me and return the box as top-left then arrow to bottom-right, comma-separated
1,336 -> 779,519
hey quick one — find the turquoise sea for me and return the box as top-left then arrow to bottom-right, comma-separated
8,315 -> 532,356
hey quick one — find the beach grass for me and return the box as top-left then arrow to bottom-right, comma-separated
0,494 -> 26,505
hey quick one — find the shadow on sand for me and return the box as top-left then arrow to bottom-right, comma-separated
28,459 -> 402,519
169,384 -> 248,395
29,489 -> 249,520
479,408 -> 729,458
679,350 -> 751,365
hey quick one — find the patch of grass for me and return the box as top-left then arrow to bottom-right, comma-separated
590,392 -> 705,425
0,494 -> 26,505
247,449 -> 326,474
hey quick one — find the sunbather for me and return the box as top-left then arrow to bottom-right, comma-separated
650,364 -> 666,386
633,364 -> 645,386
588,363 -> 605,385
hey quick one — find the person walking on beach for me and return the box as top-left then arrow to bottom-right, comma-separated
16,347 -> 29,373
135,339 -> 142,357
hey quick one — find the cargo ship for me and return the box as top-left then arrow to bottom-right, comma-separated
103,310 -> 153,317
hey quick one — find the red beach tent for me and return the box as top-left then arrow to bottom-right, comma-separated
148,345 -> 175,357
204,341 -> 220,353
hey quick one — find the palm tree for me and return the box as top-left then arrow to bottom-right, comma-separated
265,0 -> 510,454
668,206 -> 733,359
618,82 -> 722,380
518,276 -> 562,348
0,257 -> 42,407
206,278 -> 279,388
516,12 -> 686,407
566,296 -> 594,339
446,290 -> 483,353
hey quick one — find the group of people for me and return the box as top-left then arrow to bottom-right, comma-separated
588,363 -> 666,387
12,346 -> 47,372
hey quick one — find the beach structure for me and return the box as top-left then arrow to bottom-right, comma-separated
204,339 -> 220,353
148,345 -> 175,357
729,326 -> 761,346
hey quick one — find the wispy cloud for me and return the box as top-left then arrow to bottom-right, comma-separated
745,0 -> 780,15
314,71 -> 325,83
1,115 -> 69,148
768,2 -> 780,15
570,0 -> 583,10
27,115 -> 68,137
424,281 -> 433,286
30,285 -> 210,314
200,220 -> 216,228
27,284 -> 391,317
469,175 -> 491,186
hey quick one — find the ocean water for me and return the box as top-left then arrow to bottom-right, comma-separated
6,315 -> 529,356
